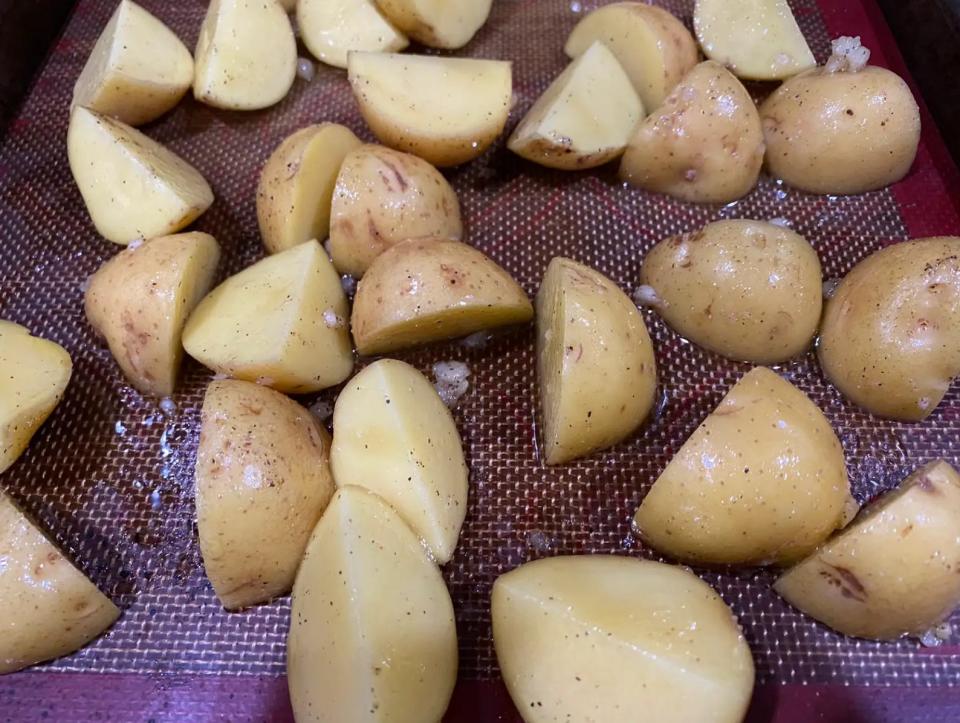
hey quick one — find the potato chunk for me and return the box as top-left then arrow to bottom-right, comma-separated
298,0 -> 408,69
374,0 -> 492,49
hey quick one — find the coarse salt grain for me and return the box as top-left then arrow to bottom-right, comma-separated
309,399 -> 334,422
768,217 -> 791,228
323,309 -> 344,328
433,361 -> 470,408
633,285 -> 663,308
461,331 -> 492,350
297,57 -> 315,82
825,36 -> 870,74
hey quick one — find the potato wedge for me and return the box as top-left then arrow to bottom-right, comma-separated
374,0 -> 491,49
182,240 -> 353,394
536,258 -> 656,465
635,367 -> 855,566
67,106 -> 214,245
776,460 -> 960,640
509,42 -> 643,170
257,124 -> 363,254
331,359 -> 468,563
298,0 -> 408,69
277,0 -> 295,11
0,493 -> 119,673
492,556 -> 754,723
348,52 -> 512,167
288,486 -> 457,722
72,0 -> 193,126
329,145 -> 462,276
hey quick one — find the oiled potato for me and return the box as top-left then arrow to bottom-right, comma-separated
492,556 -> 754,723
352,239 -> 532,355
67,107 -> 214,245
776,460 -> 960,640
641,220 -> 822,363
375,0 -> 491,49
348,52 -> 512,167
195,380 -> 335,611
620,61 -> 764,203
329,145 -> 462,276
72,0 -> 193,126
85,232 -> 221,396
0,323 -> 72,475
536,258 -> 657,465
818,237 -> 960,421
635,367 -> 855,566
565,2 -> 698,112
194,0 -> 296,110
298,0 -> 408,69
277,0 -> 295,11
509,42 -> 643,171
331,359 -> 468,563
0,493 -> 119,674
288,486 -> 457,722
182,240 -> 353,394
257,124 -> 363,254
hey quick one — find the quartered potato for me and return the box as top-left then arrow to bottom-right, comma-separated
257,124 -> 363,254
298,0 -> 408,69
67,106 -> 214,245
776,460 -> 960,640
352,238 -> 533,355
348,52 -> 512,167
329,144 -> 462,277
536,258 -> 657,465
331,359 -> 468,564
0,323 -> 72,475
85,232 -> 221,397
0,493 -> 119,674
620,61 -> 765,203
509,42 -> 643,171
72,0 -> 193,126
635,367 -> 855,566
194,0 -> 296,110
288,486 -> 458,722
195,380 -> 335,611
818,237 -> 960,421
182,240 -> 353,394
492,556 -> 754,723
374,0 -> 492,49
641,220 -> 822,363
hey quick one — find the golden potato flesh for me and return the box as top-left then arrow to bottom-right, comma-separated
298,0 -> 408,70
619,61 -> 765,203
492,556 -> 754,723
374,0 -> 491,49
195,380 -> 335,610
351,238 -> 532,355
818,237 -> 960,421
536,257 -> 657,465
641,220 -> 822,363
288,486 -> 457,723
0,493 -> 119,673
635,367 -> 855,566
776,461 -> 960,640
0,322 -> 72,474
329,144 -> 462,277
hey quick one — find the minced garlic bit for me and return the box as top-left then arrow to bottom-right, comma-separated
159,397 -> 176,415
433,361 -> 470,408
825,36 -> 870,74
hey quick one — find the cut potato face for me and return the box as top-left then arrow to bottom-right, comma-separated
331,359 -> 468,563
182,240 -> 353,394
196,380 -> 335,611
492,556 -> 754,723
374,0 -> 492,49
536,257 -> 657,465
194,0 -> 296,110
257,124 -> 363,254
72,0 -> 194,126
67,106 -> 214,245
509,42 -> 643,170
329,144 -> 463,277
776,461 -> 960,640
0,493 -> 119,674
635,367 -> 854,566
348,52 -> 512,167
298,0 -> 408,70
85,232 -> 221,397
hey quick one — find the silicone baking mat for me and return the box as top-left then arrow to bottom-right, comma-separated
1,0 -> 959,720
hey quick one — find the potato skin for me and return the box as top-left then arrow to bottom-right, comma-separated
818,237 -> 960,421
374,0 -> 492,50
641,220 -> 822,363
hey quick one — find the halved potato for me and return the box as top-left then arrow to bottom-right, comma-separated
352,238 -> 532,355
331,359 -> 468,564
72,0 -> 194,126
536,257 -> 657,465
298,0 -> 408,69
509,42 -> 643,170
348,52 -> 512,167
67,106 -> 214,245
492,556 -> 755,723
374,0 -> 491,49
182,240 -> 353,394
